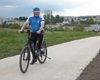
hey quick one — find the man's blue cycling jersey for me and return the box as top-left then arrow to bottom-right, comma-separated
26,16 -> 44,32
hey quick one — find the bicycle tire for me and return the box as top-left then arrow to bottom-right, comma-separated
38,41 -> 47,64
19,46 -> 30,73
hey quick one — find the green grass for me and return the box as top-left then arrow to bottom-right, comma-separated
44,31 -> 99,45
0,28 -> 99,59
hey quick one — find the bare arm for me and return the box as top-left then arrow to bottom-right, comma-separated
19,21 -> 29,33
37,16 -> 45,34
40,23 -> 45,31
20,21 -> 29,31
37,23 -> 44,34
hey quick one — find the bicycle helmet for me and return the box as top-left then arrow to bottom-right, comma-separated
33,7 -> 40,12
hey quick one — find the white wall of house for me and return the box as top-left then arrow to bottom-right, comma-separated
91,24 -> 100,31
6,21 -> 16,24
19,21 -> 25,26
63,16 -> 80,23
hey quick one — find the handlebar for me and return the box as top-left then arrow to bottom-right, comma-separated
20,31 -> 24,33
20,30 -> 39,35
20,30 -> 30,34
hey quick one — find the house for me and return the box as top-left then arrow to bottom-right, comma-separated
62,16 -> 80,24
91,24 -> 100,31
19,21 -> 25,26
6,20 -> 16,24
95,15 -> 100,22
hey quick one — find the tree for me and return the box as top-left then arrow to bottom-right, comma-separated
53,27 -> 58,31
3,24 -> 11,28
55,15 -> 61,23
60,17 -> 64,22
65,26 -> 70,31
71,19 -> 74,24
0,24 -> 2,28
44,15 -> 51,24
98,22 -> 100,24
44,15 -> 64,24
2,21 -> 6,28
58,26 -> 64,31
73,24 -> 85,31
45,19 -> 50,24
1,21 -> 12,28
51,15 -> 56,24
19,17 -> 27,21
14,17 -> 19,21
87,18 -> 95,24
10,24 -> 20,29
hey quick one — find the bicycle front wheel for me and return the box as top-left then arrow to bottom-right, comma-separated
19,46 -> 30,73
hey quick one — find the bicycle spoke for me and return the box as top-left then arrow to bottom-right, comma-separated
20,46 -> 30,73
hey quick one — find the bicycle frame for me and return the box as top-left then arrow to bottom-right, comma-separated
25,30 -> 35,55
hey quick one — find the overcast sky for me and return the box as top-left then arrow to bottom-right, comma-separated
0,0 -> 100,18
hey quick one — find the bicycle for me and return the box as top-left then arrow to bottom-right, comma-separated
19,29 -> 47,73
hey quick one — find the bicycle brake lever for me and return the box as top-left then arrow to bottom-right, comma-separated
20,31 -> 24,34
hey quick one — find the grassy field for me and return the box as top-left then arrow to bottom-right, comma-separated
0,28 -> 99,59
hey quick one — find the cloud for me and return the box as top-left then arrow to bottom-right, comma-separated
3,5 -> 16,8
0,0 -> 100,17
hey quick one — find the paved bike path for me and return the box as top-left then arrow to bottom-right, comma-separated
0,36 -> 100,80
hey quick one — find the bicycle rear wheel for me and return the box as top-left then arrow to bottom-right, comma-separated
19,46 -> 30,73
38,41 -> 47,64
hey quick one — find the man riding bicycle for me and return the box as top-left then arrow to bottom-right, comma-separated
19,7 -> 45,65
